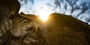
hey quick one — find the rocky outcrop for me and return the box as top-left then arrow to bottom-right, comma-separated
45,13 -> 90,45
0,0 -> 20,45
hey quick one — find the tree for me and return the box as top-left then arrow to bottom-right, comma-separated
47,0 -> 90,24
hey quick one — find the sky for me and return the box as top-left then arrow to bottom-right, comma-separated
18,0 -> 90,24
19,0 -> 52,14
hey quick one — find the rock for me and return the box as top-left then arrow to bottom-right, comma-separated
7,14 -> 47,45
0,0 -> 20,45
45,13 -> 90,45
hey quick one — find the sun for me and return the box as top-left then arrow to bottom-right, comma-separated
38,7 -> 52,22
39,10 -> 50,22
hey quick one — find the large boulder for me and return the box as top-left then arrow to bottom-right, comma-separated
2,14 -> 47,45
45,13 -> 90,45
0,0 -> 20,45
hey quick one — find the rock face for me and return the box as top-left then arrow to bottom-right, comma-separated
0,0 -> 20,45
9,14 -> 47,45
45,13 -> 90,45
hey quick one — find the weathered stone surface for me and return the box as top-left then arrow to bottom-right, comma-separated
0,0 -> 20,45
1,14 -> 47,45
45,13 -> 90,45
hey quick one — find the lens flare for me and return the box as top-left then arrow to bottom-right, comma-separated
39,11 -> 50,21
38,7 -> 52,22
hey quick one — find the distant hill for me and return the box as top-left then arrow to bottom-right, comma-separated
45,13 -> 90,45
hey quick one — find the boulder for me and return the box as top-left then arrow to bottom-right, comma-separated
45,13 -> 90,45
0,0 -> 20,45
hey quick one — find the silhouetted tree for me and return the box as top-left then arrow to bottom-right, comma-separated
47,0 -> 90,24
76,2 -> 90,17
